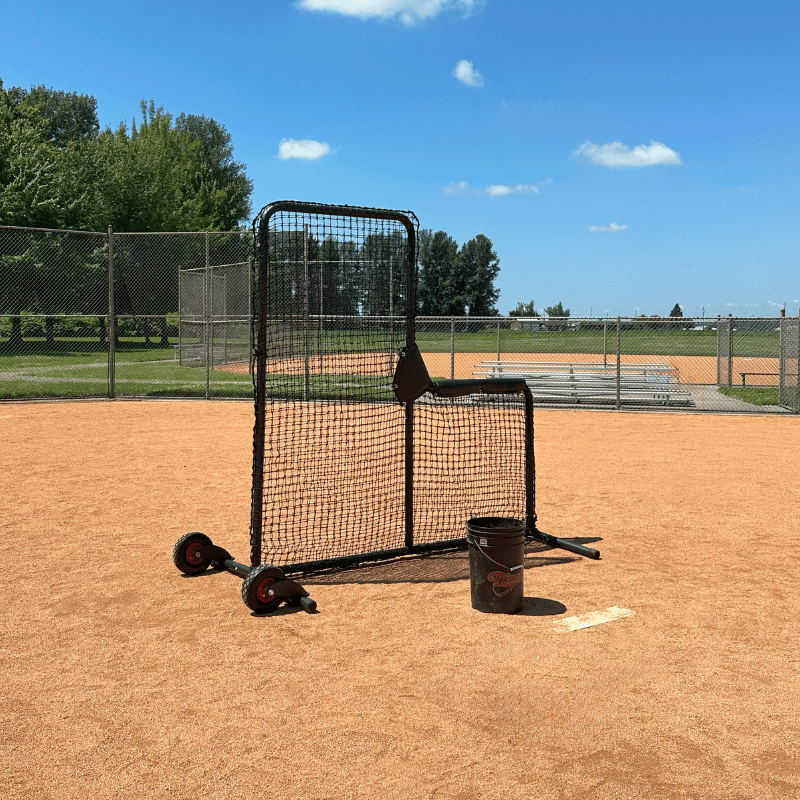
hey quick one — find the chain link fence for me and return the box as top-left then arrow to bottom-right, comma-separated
0,225 -> 253,400
415,315 -> 793,414
1,224 -> 795,413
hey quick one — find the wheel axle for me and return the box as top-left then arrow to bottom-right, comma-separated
172,532 -> 317,614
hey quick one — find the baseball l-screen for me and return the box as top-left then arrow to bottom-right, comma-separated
249,201 -> 533,574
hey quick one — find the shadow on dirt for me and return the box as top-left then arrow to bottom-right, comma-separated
300,537 -> 603,586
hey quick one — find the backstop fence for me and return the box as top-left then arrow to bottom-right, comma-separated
0,223 -> 796,414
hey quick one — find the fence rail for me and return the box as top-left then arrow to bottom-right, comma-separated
0,225 -> 796,413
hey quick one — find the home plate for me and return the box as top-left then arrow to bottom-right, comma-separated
553,606 -> 635,632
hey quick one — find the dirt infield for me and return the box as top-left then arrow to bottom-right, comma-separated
2,401 -> 799,799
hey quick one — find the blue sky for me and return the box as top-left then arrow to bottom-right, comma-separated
2,0 -> 799,319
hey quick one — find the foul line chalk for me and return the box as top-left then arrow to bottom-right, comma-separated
553,606 -> 635,633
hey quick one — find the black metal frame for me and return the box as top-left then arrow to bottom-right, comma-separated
249,200 -> 599,577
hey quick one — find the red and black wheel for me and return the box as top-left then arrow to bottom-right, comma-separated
172,532 -> 213,575
241,565 -> 286,613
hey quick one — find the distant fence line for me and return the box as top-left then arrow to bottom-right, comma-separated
1,224 -> 798,413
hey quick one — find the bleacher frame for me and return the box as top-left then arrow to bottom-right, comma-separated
473,361 -> 692,407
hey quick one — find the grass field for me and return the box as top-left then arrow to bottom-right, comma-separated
718,386 -> 780,405
0,338 -> 253,399
416,327 -> 779,358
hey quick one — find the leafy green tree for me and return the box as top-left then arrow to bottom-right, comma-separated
0,80 -> 100,229
0,83 -> 255,350
5,83 -> 99,147
361,230 -> 407,316
174,113 -> 253,231
460,234 -> 500,316
0,86 -> 253,232
669,303 -> 683,317
0,91 -> 69,228
509,300 -> 539,317
544,301 -> 570,317
90,101 -> 251,232
417,229 -> 458,315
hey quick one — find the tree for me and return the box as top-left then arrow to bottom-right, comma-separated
0,83 -> 256,350
5,83 -> 99,147
175,113 -> 253,231
669,303 -> 683,318
417,229 -> 458,315
509,300 -> 538,317
357,230 -> 408,316
544,301 -> 570,317
461,234 -> 500,316
0,85 -> 254,232
89,100 -> 252,233
0,88 -> 76,228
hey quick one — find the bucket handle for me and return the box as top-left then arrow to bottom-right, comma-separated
467,533 -> 524,572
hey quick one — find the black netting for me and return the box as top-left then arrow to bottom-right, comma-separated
249,202 -> 534,573
413,394 -> 529,544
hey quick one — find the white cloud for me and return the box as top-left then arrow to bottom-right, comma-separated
441,180 -> 471,195
572,140 -> 682,168
442,180 -> 550,196
586,222 -> 628,233
296,0 -> 481,26
277,138 -> 332,160
453,59 -> 484,87
485,183 -> 538,196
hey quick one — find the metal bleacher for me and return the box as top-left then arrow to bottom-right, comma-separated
473,361 -> 693,407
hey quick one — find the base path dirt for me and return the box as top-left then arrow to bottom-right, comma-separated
422,351 -> 779,386
2,400 -> 799,799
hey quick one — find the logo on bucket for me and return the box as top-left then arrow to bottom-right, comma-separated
487,570 -> 523,597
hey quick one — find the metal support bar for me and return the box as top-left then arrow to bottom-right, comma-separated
528,529 -> 601,559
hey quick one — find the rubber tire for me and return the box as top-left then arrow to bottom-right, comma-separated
172,532 -> 213,575
241,565 -> 284,613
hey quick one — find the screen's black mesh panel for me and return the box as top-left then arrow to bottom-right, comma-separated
413,394 -> 529,544
250,202 -> 414,567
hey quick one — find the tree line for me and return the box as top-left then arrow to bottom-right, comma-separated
509,300 -> 570,318
417,230 -> 500,316
0,80 -> 253,231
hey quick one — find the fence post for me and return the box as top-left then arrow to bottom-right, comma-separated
107,225 -> 115,399
616,317 -> 621,410
496,317 -> 501,363
205,232 -> 211,400
603,319 -> 608,367
450,316 -> 455,379
779,315 -> 786,402
727,315 -> 734,387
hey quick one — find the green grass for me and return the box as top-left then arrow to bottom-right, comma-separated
0,339 -> 253,399
414,328 -> 779,358
718,386 -> 780,406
